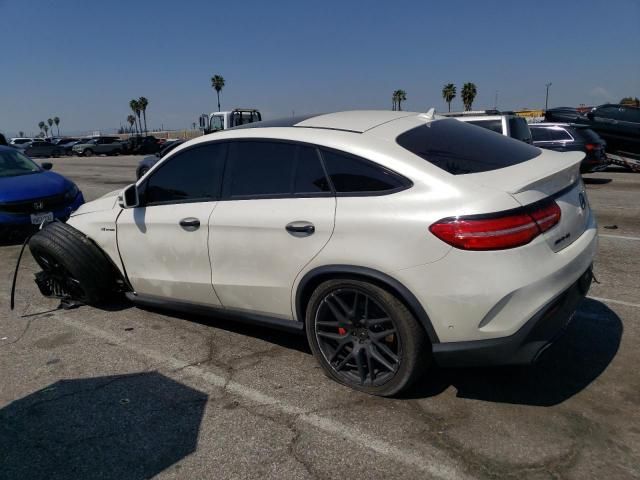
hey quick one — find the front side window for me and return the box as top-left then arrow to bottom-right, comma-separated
144,143 -> 226,205
321,149 -> 407,193
396,118 -> 541,175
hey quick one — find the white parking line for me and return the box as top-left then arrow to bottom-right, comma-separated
588,296 -> 640,309
60,316 -> 468,480
598,233 -> 640,242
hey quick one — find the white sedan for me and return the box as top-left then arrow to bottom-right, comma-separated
28,110 -> 597,396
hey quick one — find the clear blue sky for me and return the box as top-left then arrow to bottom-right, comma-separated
1,0 -> 638,136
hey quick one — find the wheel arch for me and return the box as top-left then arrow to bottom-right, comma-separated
295,265 -> 440,344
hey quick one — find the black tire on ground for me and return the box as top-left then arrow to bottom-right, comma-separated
83,148 -> 93,157
305,279 -> 430,396
29,222 -> 117,305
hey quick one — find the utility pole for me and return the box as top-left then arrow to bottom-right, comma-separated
545,82 -> 552,111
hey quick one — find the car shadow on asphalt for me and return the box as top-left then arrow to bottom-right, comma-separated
583,177 -> 613,185
0,372 -> 207,479
405,298 -> 623,406
135,304 -> 312,355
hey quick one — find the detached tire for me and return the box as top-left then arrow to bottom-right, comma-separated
305,279 -> 430,396
29,222 -> 116,305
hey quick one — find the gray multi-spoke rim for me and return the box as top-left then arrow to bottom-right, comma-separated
315,288 -> 401,387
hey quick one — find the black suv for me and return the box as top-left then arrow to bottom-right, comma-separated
545,104 -> 640,155
530,123 -> 608,173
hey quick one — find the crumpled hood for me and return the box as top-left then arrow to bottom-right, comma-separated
0,171 -> 72,203
70,189 -> 121,216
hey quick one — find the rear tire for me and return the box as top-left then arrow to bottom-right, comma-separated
29,222 -> 117,305
83,148 -> 93,157
305,279 -> 430,396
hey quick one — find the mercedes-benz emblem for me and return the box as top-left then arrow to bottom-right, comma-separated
578,192 -> 586,210
33,201 -> 44,210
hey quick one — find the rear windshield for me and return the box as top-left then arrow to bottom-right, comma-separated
396,118 -> 541,175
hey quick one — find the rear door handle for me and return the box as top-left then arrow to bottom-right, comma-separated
286,221 -> 315,237
179,217 -> 200,231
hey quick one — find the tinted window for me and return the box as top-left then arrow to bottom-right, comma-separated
620,108 -> 640,123
548,128 -> 572,141
321,149 -> 406,193
396,118 -> 541,175
530,127 -> 552,142
227,141 -> 296,197
294,146 -> 330,194
145,143 -> 226,205
508,117 -> 532,143
595,106 -> 622,120
467,119 -> 503,134
573,128 -> 601,143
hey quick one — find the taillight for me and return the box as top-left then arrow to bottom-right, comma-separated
429,200 -> 561,250
585,143 -> 597,151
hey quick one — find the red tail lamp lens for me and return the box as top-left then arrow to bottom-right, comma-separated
430,200 -> 561,250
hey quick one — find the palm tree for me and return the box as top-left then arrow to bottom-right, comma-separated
38,121 -> 45,136
138,97 -> 149,133
461,82 -> 478,111
442,83 -> 457,112
19,131 -> 24,137
47,118 -> 54,138
43,125 -> 49,138
392,90 -> 407,111
211,75 -> 225,112
54,116 -> 60,136
129,99 -> 141,135
127,115 -> 136,134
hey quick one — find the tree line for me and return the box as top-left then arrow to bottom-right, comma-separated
36,117 -> 61,138
391,83 -> 478,112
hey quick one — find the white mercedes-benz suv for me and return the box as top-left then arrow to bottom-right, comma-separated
27,110 -> 597,396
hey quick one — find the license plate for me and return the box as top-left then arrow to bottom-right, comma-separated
30,212 -> 54,225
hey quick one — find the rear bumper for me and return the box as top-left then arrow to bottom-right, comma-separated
432,267 -> 593,367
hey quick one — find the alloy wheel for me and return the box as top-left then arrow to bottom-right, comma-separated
314,288 -> 401,387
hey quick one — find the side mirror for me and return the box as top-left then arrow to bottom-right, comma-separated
119,184 -> 140,208
41,162 -> 53,170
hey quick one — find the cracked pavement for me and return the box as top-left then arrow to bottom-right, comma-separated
1,156 -> 639,479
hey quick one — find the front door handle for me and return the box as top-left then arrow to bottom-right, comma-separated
286,221 -> 315,237
179,217 -> 200,231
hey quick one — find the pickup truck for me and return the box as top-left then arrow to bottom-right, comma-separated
199,108 -> 262,134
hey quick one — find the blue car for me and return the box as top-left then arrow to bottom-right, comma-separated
0,146 -> 84,237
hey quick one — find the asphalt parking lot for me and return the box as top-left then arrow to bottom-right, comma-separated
1,155 -> 639,479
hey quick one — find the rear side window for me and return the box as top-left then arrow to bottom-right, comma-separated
467,119 -> 503,134
530,127 -> 552,142
226,141 -> 296,197
396,118 -> 541,175
145,143 -> 226,205
294,146 -> 331,194
620,108 -> 640,123
548,128 -> 572,141
508,117 -> 532,143
320,149 -> 407,193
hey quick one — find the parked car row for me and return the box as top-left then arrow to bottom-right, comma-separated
7,135 -> 164,158
444,110 -> 609,173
